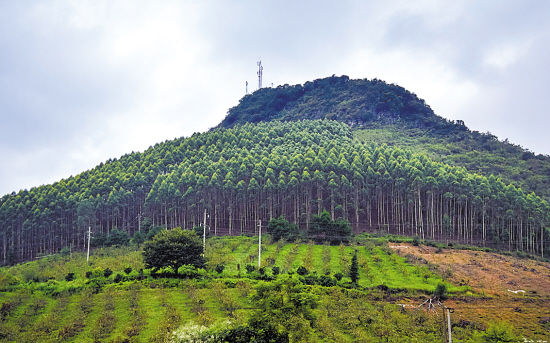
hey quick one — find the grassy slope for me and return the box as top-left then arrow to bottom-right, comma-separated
0,237 -> 548,342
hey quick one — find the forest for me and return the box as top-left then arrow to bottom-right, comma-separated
1,120 -> 548,264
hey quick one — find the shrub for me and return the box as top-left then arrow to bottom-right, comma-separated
334,272 -> 343,281
319,275 -> 337,287
104,268 -> 113,278
124,267 -> 133,275
215,264 -> 225,274
106,229 -> 130,247
412,237 -> 420,246
272,266 -> 280,276
245,264 -> 255,273
297,266 -> 308,276
131,231 -> 146,246
113,274 -> 123,283
350,251 -> 359,284
268,216 -> 301,241
60,247 -> 70,256
434,283 -> 447,300
85,271 -> 92,278
65,272 -> 75,282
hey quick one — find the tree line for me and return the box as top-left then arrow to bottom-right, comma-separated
1,120 -> 549,264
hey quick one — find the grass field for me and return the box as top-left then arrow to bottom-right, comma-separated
0,235 -> 547,342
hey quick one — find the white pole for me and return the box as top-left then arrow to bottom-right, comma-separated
203,208 -> 207,256
86,226 -> 91,264
258,220 -> 262,268
446,308 -> 453,343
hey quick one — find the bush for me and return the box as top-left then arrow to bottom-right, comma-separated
334,272 -> 343,281
350,251 -> 359,284
60,247 -> 70,257
215,264 -> 225,274
272,266 -> 280,276
106,229 -> 130,247
131,231 -> 146,246
245,265 -> 255,273
104,268 -> 113,278
297,266 -> 308,276
114,274 -> 123,283
309,210 -> 352,244
268,216 -> 301,241
318,275 -> 337,287
412,237 -> 420,246
85,271 -> 93,279
65,273 -> 75,282
434,283 -> 447,300
124,267 -> 133,275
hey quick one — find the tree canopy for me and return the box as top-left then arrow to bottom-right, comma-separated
142,228 -> 205,271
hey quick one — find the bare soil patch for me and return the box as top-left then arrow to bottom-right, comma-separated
389,243 -> 550,297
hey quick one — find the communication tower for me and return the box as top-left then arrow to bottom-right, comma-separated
257,60 -> 263,89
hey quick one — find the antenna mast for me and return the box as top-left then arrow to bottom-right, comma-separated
257,60 -> 263,89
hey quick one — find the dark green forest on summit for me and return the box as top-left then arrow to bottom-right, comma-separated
1,76 -> 550,265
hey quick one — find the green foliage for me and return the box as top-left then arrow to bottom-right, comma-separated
350,251 -> 359,284
215,264 -> 225,274
482,321 -> 520,342
250,275 -> 318,341
297,266 -> 308,276
106,228 -> 130,246
142,228 -> 205,271
309,210 -> 352,244
131,231 -> 146,246
124,266 -> 133,274
103,268 -> 113,278
268,216 -> 301,242
65,272 -> 75,282
59,247 -> 70,256
434,283 -> 447,300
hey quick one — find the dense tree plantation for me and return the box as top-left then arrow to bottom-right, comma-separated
1,120 -> 548,264
221,75 -> 550,201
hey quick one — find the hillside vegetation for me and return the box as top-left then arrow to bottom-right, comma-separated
222,75 -> 550,199
2,76 -> 550,265
1,235 -> 547,342
1,121 -> 549,265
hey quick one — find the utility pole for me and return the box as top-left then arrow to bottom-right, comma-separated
446,307 -> 454,343
258,219 -> 262,268
86,226 -> 91,264
203,208 -> 207,256
245,81 -> 248,94
257,60 -> 263,89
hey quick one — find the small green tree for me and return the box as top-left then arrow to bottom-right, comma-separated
350,250 -> 359,284
268,216 -> 301,241
106,229 -> 130,246
142,228 -> 205,272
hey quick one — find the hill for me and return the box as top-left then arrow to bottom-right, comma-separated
1,236 -> 548,342
221,75 -> 550,201
1,76 -> 550,265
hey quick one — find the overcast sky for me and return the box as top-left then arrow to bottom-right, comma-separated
1,0 -> 549,195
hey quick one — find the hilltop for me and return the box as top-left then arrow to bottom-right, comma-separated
221,75 -> 550,200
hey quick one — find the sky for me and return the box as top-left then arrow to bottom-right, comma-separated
1,0 -> 549,195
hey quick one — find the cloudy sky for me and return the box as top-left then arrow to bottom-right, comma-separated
1,1 -> 549,195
